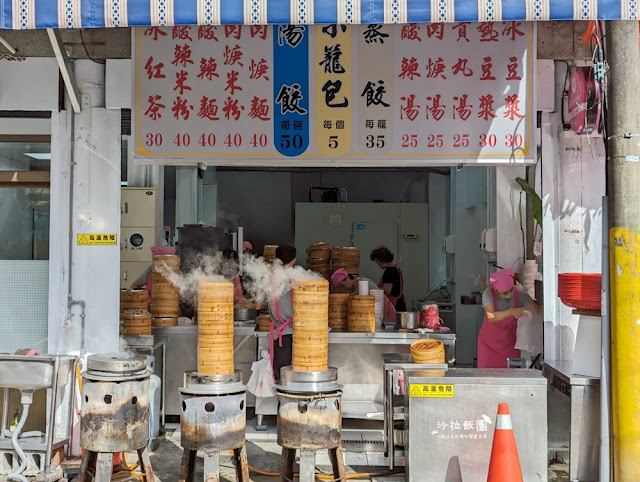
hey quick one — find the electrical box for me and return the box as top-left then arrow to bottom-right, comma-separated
121,187 -> 161,229
120,261 -> 149,289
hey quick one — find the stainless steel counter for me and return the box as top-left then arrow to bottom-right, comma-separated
543,360 -> 600,481
256,329 -> 456,421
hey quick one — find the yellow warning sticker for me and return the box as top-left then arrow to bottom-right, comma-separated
77,234 -> 118,246
409,384 -> 455,398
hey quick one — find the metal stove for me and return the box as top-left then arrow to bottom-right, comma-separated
276,367 -> 346,482
78,354 -> 154,482
178,370 -> 249,482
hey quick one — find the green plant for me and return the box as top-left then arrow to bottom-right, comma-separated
516,177 -> 542,259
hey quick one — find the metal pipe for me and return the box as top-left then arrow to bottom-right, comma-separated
8,391 -> 34,482
69,300 -> 86,356
0,35 -> 16,55
44,356 -> 60,473
1,388 -> 8,441
600,196 -> 611,482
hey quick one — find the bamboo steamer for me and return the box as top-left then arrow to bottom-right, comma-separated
292,279 -> 329,372
197,282 -> 234,376
263,245 -> 278,263
410,339 -> 445,363
307,242 -> 331,260
348,295 -> 375,333
331,246 -> 360,274
121,309 -> 152,336
150,255 -> 180,318
329,293 -> 350,331
120,290 -> 148,313
152,317 -> 178,327
258,312 -> 272,331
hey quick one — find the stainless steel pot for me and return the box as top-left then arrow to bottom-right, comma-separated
234,308 -> 257,321
396,312 -> 420,330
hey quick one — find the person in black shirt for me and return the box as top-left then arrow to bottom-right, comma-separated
370,246 -> 407,313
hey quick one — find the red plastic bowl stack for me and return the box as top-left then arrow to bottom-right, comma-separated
558,273 -> 602,311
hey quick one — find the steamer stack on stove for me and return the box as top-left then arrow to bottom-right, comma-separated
78,354 -> 154,481
178,282 -> 249,482
277,279 -> 346,482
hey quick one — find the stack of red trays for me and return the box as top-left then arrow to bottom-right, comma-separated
558,273 -> 602,311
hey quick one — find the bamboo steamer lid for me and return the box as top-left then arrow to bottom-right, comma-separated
292,278 -> 329,372
307,242 -> 331,259
196,281 -> 234,375
152,317 -> 178,327
410,339 -> 446,366
329,293 -> 349,330
348,295 -> 375,332
121,290 -> 148,312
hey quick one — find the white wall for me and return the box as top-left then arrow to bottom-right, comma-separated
0,58 -> 59,110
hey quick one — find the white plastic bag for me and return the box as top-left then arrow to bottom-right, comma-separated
247,350 -> 276,398
515,311 -> 543,354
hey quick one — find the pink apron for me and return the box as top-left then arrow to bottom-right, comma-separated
378,265 -> 406,320
268,283 -> 294,381
477,287 -> 521,368
233,274 -> 244,303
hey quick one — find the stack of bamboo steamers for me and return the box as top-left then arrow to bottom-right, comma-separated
150,255 -> 180,327
120,290 -> 151,336
306,242 -> 332,280
292,279 -> 329,372
197,282 -> 235,375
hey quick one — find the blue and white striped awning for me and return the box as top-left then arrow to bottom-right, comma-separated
1,0 -> 636,30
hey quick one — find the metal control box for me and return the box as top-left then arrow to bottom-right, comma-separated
405,369 -> 547,482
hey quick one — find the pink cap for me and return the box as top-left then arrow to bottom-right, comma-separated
490,269 -> 515,292
331,268 -> 349,286
243,241 -> 253,251
151,246 -> 176,256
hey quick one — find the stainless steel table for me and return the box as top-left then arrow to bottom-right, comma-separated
255,329 -> 456,421
543,360 -> 600,481
382,353 -> 449,470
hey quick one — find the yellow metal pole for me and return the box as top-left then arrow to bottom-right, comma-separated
606,20 -> 640,479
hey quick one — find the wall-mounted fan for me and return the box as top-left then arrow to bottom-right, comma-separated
568,66 -> 601,135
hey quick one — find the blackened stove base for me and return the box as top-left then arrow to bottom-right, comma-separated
77,448 -> 154,482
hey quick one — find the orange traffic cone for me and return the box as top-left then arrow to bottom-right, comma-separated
487,403 -> 523,482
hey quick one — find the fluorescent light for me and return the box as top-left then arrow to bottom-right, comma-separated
24,153 -> 51,160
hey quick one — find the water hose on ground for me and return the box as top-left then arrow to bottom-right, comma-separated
7,403 -> 30,482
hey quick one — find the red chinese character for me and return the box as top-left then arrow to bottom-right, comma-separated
453,94 -> 472,121
172,44 -> 194,68
172,97 -> 193,120
144,27 -> 167,41
225,25 -> 242,40
400,94 -> 421,121
477,94 -> 497,120
198,26 -> 219,41
172,26 -> 192,41
145,57 -> 165,79
399,57 -> 421,80
225,71 -> 242,95
426,23 -> 444,40
223,97 -> 244,120
174,70 -> 191,95
197,96 -> 220,121
401,24 -> 422,41
452,22 -> 470,42
502,21 -> 525,41
426,58 -> 447,79
452,59 -> 473,77
504,94 -> 523,120
477,22 -> 499,42
480,57 -> 496,81
144,95 -> 165,120
250,26 -> 268,40
249,58 -> 270,81
248,96 -> 271,121
506,57 -> 522,80
223,45 -> 244,67
426,94 -> 446,121
197,58 -> 220,81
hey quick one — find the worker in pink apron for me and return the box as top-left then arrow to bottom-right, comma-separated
477,269 -> 541,368
370,246 -> 407,318
267,245 -> 297,381
330,268 -> 396,320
